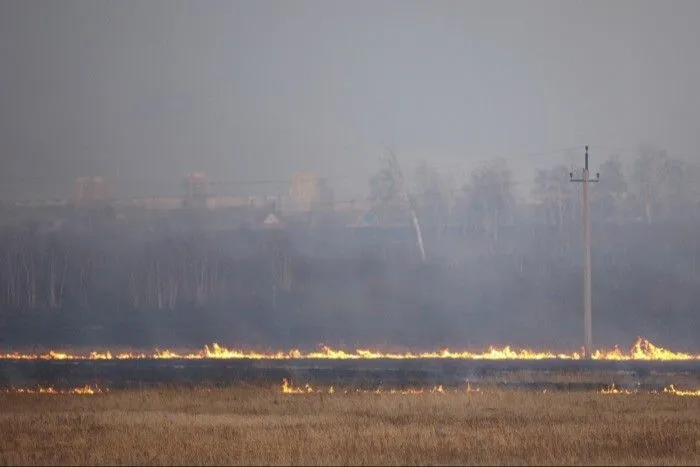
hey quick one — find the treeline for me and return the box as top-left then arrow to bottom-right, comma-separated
0,217 -> 699,350
400,145 -> 700,241
0,228 -> 278,312
1,144 -> 699,348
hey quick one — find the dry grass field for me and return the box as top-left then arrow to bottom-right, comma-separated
0,385 -> 698,466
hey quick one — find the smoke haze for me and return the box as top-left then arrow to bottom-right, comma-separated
1,0 -> 699,200
0,1 -> 699,354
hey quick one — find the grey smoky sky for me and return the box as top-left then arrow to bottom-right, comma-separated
0,0 -> 699,200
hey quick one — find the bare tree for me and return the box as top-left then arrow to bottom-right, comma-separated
385,151 -> 426,262
369,168 -> 398,202
367,152 -> 427,261
413,161 -> 454,239
659,157 -> 700,219
465,158 -> 514,243
594,155 -> 628,222
532,165 -> 573,232
46,239 -> 68,309
266,232 -> 293,308
634,145 -> 668,224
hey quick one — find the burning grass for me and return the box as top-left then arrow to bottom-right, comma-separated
2,336 -> 699,361
2,385 -> 106,395
0,384 -> 699,466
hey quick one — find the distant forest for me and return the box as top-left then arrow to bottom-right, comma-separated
1,145 -> 699,351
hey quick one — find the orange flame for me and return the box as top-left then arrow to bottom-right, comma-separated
1,337 -> 698,361
281,378 -> 315,394
600,384 -> 700,397
281,381 -> 700,397
280,380 -> 449,395
2,385 -> 105,395
600,384 -> 635,395
662,385 -> 700,397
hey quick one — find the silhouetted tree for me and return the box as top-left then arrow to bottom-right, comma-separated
594,155 -> 628,222
532,165 -> 574,231
369,168 -> 397,202
659,157 -> 699,220
412,161 -> 454,236
633,145 -> 668,224
464,158 -> 514,242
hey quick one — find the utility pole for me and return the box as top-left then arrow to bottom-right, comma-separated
570,146 -> 599,357
385,150 -> 427,262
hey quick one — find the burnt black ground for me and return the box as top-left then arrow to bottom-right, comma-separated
2,359 -> 699,391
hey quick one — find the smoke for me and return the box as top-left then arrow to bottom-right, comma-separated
0,1 -> 699,355
2,1 -> 700,201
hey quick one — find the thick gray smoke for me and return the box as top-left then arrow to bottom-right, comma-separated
0,1 -> 699,353
1,1 -> 699,200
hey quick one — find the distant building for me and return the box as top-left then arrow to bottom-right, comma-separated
287,172 -> 334,211
126,197 -> 184,210
182,172 -> 211,208
184,172 -> 210,197
75,176 -> 112,203
13,198 -> 68,208
205,195 -> 272,210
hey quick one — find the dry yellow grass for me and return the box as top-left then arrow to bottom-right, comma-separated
0,385 -> 698,466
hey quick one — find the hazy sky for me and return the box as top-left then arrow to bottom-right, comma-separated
1,0 -> 699,200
